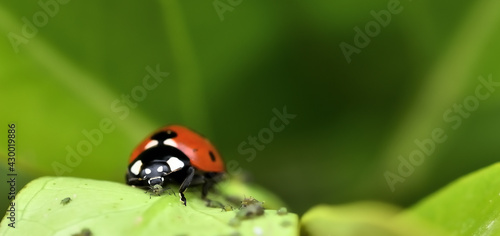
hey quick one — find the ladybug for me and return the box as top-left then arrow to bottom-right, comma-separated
126,125 -> 225,205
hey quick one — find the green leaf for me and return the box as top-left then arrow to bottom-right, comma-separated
0,177 -> 298,236
400,163 -> 500,235
300,202 -> 444,236
301,164 -> 500,235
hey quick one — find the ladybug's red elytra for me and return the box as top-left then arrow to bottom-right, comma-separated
126,125 -> 225,205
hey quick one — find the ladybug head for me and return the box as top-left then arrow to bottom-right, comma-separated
140,161 -> 172,186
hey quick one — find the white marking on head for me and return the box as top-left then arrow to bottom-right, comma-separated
144,168 -> 152,175
167,157 -> 184,172
157,166 -> 163,173
164,139 -> 178,147
145,140 -> 159,149
148,176 -> 162,185
130,160 -> 143,175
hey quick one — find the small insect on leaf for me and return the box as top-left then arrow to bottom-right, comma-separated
60,197 -> 72,205
145,184 -> 164,199
240,196 -> 262,208
221,205 -> 234,212
236,204 -> 265,219
71,228 -> 92,236
234,196 -> 266,220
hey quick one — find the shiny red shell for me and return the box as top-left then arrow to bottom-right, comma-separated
129,125 -> 225,173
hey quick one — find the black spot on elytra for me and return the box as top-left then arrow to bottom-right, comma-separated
151,130 -> 177,142
209,151 -> 216,162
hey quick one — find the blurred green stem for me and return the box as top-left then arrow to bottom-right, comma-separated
380,0 -> 500,176
159,0 -> 210,133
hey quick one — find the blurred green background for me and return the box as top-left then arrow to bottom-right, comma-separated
1,0 -> 500,216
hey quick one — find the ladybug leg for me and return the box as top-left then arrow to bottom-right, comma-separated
125,172 -> 142,186
202,179 -> 220,207
179,166 -> 195,206
201,172 -> 223,199
201,178 -> 213,200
